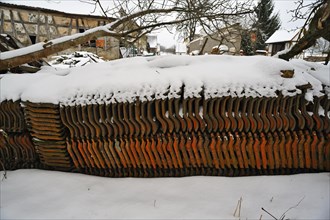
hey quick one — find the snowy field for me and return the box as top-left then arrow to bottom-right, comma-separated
0,170 -> 329,219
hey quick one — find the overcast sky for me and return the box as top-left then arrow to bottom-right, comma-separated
1,0 -> 318,47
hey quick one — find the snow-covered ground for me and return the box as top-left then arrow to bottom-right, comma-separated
0,170 -> 329,219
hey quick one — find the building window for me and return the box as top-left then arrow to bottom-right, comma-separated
90,39 -> 96,47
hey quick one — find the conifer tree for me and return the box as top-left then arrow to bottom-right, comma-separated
240,31 -> 254,55
241,0 -> 280,54
254,0 -> 281,50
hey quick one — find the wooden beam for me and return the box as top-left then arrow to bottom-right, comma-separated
45,14 -> 50,40
9,10 -> 16,38
36,10 -> 40,43
0,10 -> 3,34
17,11 -> 32,45
68,18 -> 73,35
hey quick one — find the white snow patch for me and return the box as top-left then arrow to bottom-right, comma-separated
290,59 -> 330,86
219,44 -> 229,52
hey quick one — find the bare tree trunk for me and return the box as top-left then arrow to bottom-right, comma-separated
278,29 -> 325,61
199,38 -> 208,55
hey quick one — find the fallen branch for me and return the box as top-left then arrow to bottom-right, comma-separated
261,207 -> 278,220
233,197 -> 243,219
261,196 -> 306,220
279,196 -> 305,220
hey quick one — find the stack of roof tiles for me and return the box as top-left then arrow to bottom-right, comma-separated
0,101 -> 41,170
1,87 -> 329,177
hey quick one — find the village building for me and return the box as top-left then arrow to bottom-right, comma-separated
0,2 -> 147,60
266,29 -> 329,61
186,24 -> 242,55
265,29 -> 301,56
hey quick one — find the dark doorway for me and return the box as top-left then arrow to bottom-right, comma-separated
29,35 -> 36,44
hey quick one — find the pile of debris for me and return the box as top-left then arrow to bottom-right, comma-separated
1,34 -> 105,72
49,51 -> 104,68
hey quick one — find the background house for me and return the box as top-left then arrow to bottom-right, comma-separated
265,29 -> 301,56
0,2 -> 147,60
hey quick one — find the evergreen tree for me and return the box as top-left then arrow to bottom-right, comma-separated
254,0 -> 281,50
241,31 -> 255,55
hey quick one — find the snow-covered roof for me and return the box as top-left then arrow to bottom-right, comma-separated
266,29 -> 301,44
1,55 -> 327,105
175,43 -> 187,53
189,37 -> 204,45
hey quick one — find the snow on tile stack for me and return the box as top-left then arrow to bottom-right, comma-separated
1,55 -> 328,104
0,55 -> 329,176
